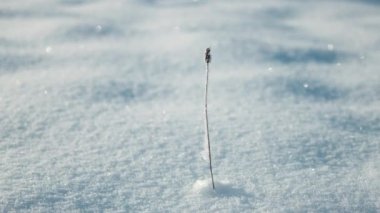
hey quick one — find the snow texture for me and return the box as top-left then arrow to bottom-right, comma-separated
1,0 -> 380,212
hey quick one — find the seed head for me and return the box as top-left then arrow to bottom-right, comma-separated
205,48 -> 211,63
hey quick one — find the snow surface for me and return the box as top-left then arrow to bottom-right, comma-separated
1,0 -> 380,212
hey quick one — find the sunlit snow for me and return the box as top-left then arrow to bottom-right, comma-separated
1,0 -> 379,212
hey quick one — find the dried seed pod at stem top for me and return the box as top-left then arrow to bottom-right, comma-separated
205,48 -> 211,63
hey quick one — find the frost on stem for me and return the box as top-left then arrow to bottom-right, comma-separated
204,47 -> 215,190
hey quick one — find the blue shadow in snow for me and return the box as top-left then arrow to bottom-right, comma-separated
59,0 -> 95,5
269,48 -> 340,64
256,7 -> 296,20
215,184 -> 251,198
89,81 -> 147,103
266,77 -> 346,102
61,23 -> 123,40
0,9 -> 34,18
0,54 -> 42,73
284,78 -> 343,101
352,0 -> 380,5
0,8 -> 74,18
329,113 -> 380,134
71,80 -> 171,104
138,0 -> 203,7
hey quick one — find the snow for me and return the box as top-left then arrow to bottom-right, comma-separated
1,0 -> 380,212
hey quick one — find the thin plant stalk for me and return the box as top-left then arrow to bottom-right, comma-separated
204,48 -> 215,190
